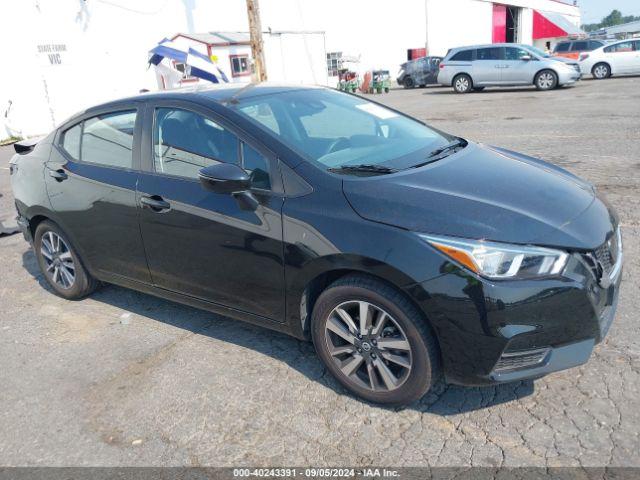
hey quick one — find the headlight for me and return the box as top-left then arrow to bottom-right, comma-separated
419,234 -> 569,280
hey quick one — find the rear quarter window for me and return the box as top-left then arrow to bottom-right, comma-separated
60,123 -> 82,160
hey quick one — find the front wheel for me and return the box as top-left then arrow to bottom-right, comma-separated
592,63 -> 611,80
453,74 -> 472,93
34,220 -> 98,299
535,70 -> 558,90
311,275 -> 441,406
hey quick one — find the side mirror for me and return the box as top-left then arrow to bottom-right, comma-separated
521,55 -> 532,61
199,163 -> 251,194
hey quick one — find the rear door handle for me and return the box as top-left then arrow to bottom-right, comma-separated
48,169 -> 68,181
140,195 -> 171,212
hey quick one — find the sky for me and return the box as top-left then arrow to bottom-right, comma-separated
578,0 -> 640,24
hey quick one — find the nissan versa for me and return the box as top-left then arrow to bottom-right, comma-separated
9,85 -> 622,405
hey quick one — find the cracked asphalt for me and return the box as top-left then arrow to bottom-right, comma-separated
0,77 -> 639,467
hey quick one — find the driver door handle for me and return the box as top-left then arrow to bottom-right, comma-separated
140,195 -> 171,212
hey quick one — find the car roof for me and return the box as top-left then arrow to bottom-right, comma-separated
84,83 -> 324,113
449,43 -> 535,51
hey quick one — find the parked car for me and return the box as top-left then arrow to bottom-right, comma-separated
552,39 -> 606,60
438,43 -> 582,93
397,56 -> 443,88
579,39 -> 640,79
10,85 -> 622,405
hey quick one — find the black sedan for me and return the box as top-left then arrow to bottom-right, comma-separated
10,85 -> 622,405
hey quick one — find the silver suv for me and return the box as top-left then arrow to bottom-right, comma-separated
438,44 -> 582,93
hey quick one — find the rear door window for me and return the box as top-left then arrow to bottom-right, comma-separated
81,110 -> 136,169
605,42 -> 634,53
450,50 -> 473,61
476,47 -> 502,60
571,41 -> 589,51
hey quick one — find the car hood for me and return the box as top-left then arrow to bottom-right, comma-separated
343,142 -> 616,250
550,56 -> 579,66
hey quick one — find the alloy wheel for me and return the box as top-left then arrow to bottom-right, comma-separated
593,65 -> 609,79
454,76 -> 470,93
40,231 -> 75,289
537,72 -> 556,90
324,300 -> 412,392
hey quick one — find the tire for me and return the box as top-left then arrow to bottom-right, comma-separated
403,77 -> 415,89
592,62 -> 611,80
452,74 -> 472,93
535,70 -> 558,90
311,274 -> 441,406
34,220 -> 98,299
384,87 -> 389,93
472,87 -> 485,92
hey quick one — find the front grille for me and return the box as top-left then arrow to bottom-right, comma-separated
494,347 -> 550,372
582,227 -> 622,285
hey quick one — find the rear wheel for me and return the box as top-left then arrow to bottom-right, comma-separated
453,74 -> 472,93
311,274 -> 441,406
535,70 -> 558,90
34,220 -> 98,299
403,77 -> 415,89
592,62 -> 611,80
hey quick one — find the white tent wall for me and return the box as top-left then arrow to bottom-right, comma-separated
263,33 -> 328,86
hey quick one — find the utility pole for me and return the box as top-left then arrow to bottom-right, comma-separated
246,0 -> 267,82
424,0 -> 430,55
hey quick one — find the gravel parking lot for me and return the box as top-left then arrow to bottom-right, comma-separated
0,77 -> 639,468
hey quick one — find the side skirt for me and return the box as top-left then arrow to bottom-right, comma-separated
96,271 -> 297,338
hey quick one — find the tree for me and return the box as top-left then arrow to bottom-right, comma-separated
582,9 -> 640,32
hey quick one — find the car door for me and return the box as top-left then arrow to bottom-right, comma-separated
501,46 -> 538,85
632,40 -> 640,73
427,57 -> 441,83
604,41 -> 636,74
136,101 -> 286,322
473,47 -> 504,85
45,105 -> 151,283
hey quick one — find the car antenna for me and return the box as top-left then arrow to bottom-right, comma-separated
223,82 -> 258,105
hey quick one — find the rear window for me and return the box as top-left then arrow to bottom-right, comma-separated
476,47 -> 502,60
554,43 -> 570,53
450,50 -> 473,61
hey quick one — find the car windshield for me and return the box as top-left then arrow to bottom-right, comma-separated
233,88 -> 454,171
524,46 -> 549,58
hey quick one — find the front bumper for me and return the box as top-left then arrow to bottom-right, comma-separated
558,69 -> 582,85
405,248 -> 621,386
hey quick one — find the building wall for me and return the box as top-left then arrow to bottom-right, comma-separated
426,0 -> 580,56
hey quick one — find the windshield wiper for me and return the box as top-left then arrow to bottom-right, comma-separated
328,164 -> 398,175
409,138 -> 468,169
